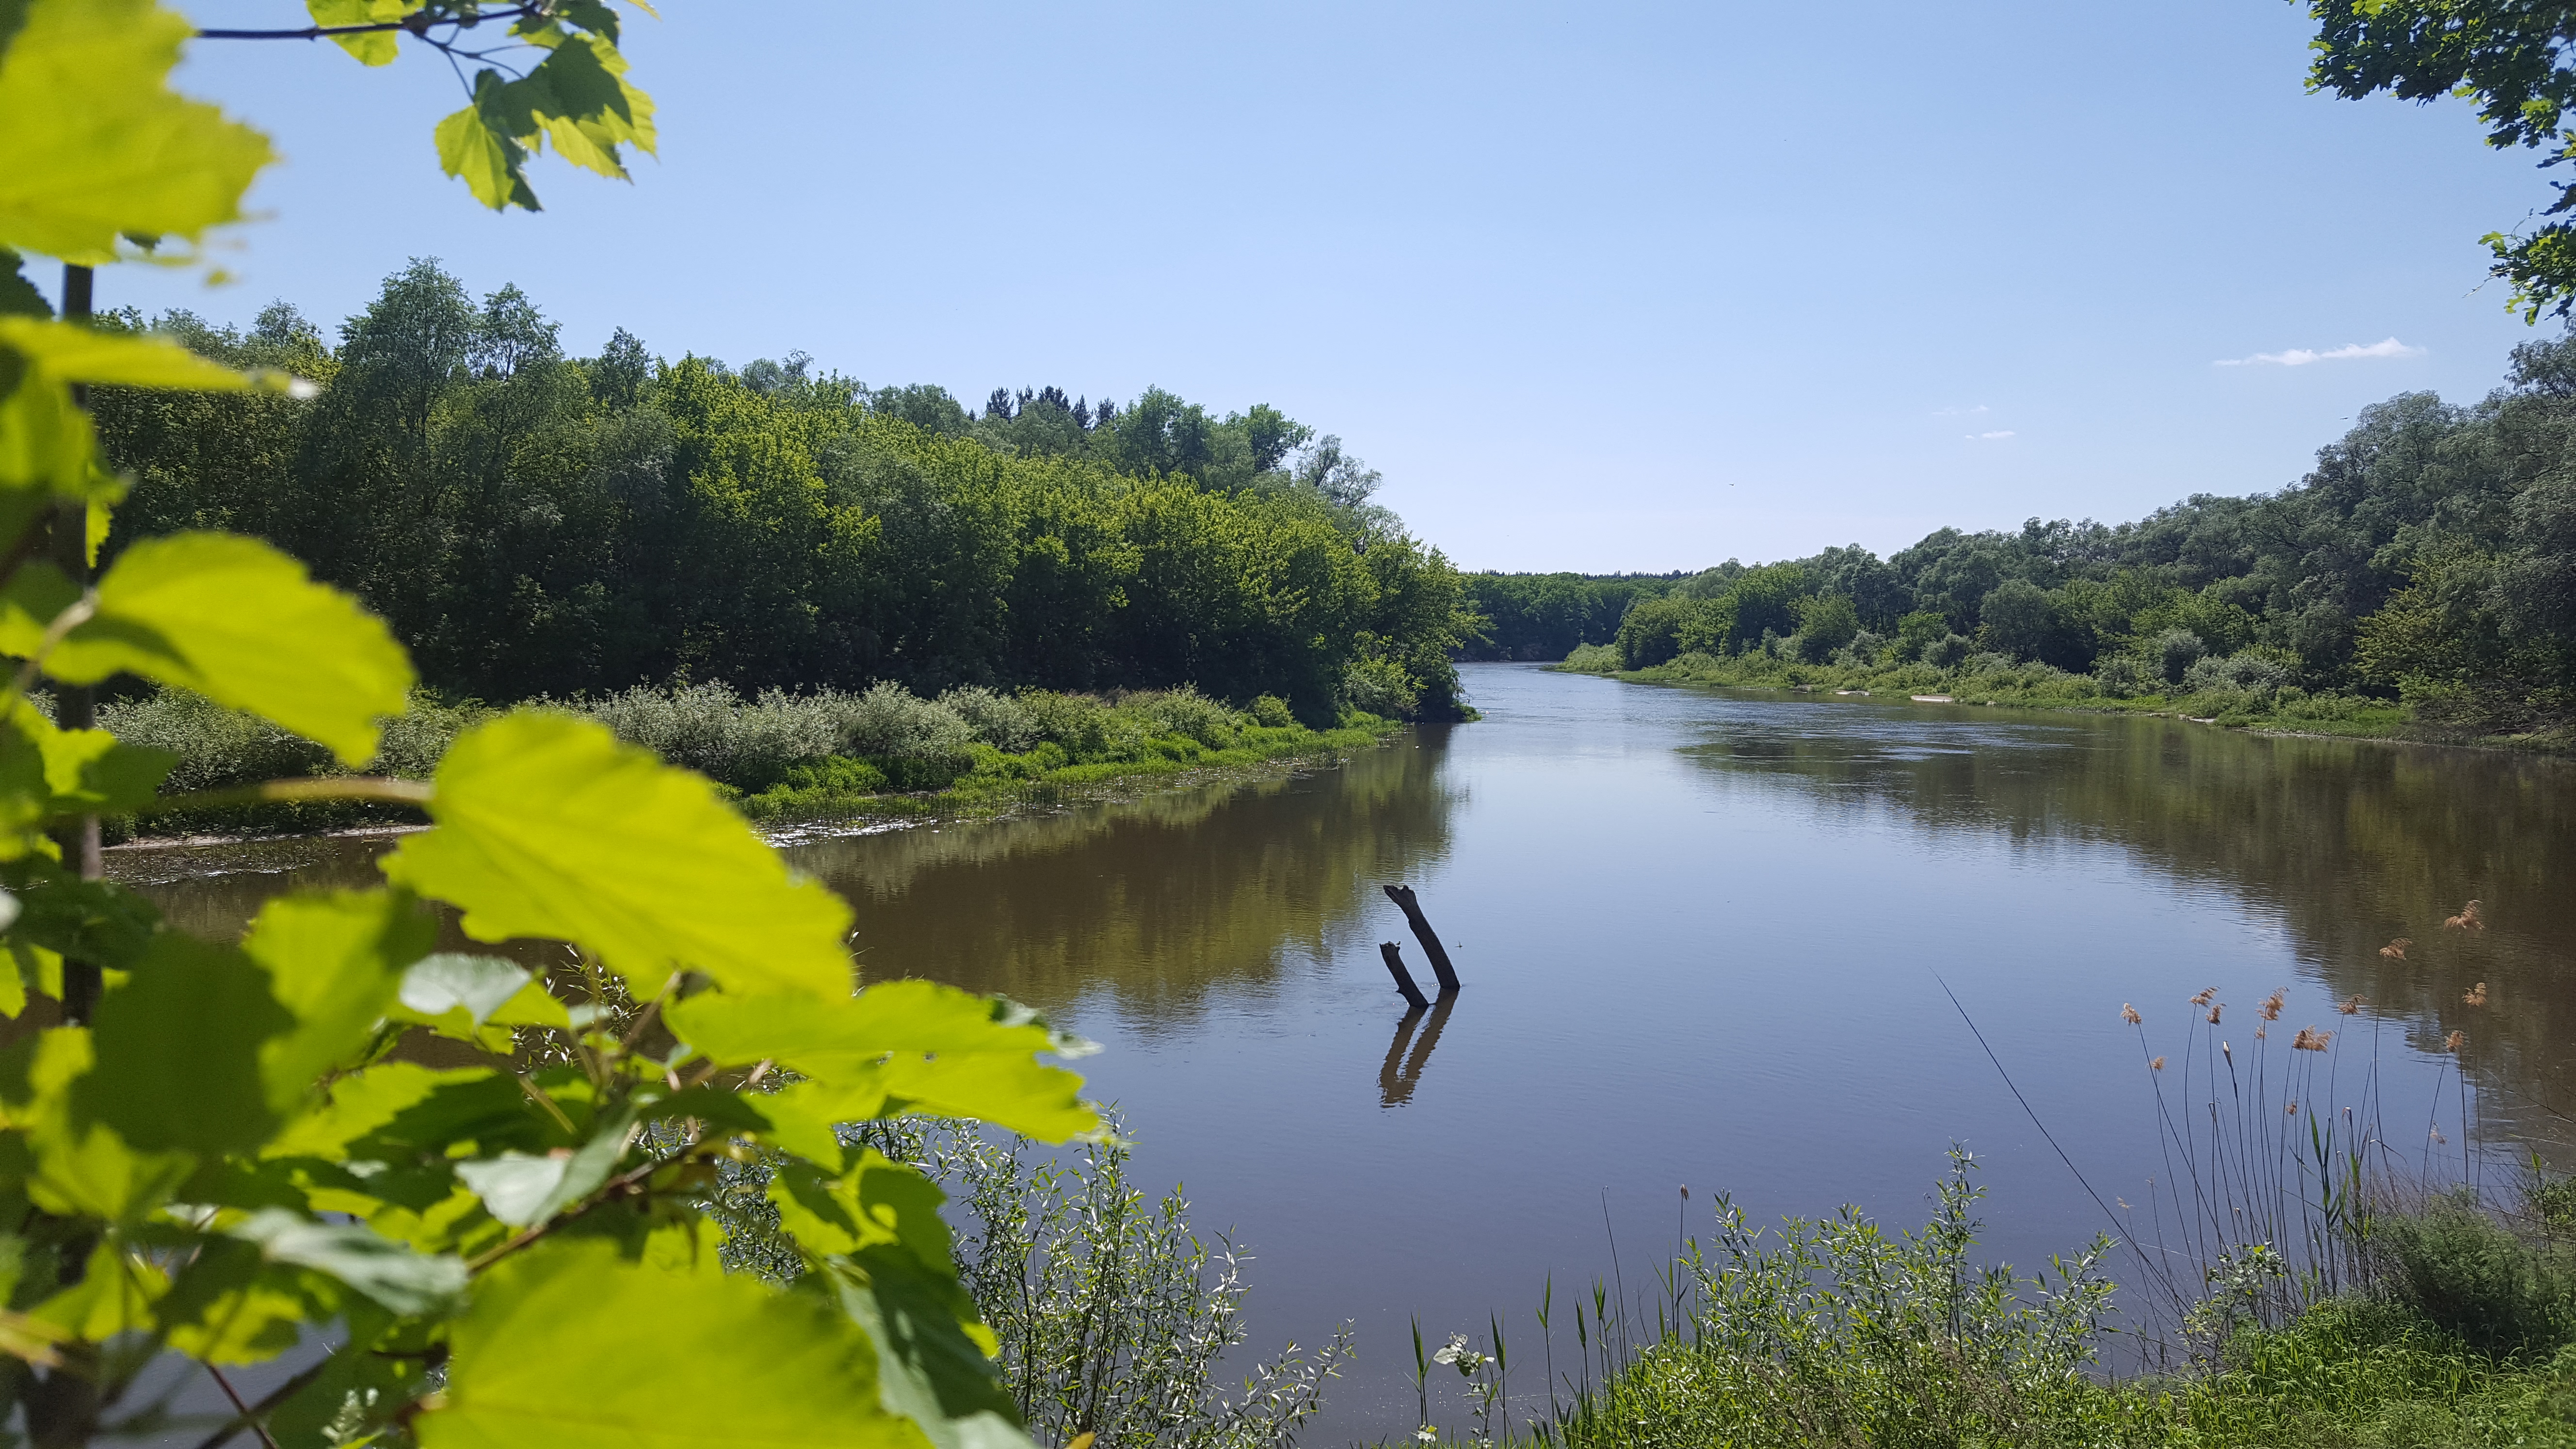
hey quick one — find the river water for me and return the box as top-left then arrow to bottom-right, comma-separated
108,663 -> 2576,1438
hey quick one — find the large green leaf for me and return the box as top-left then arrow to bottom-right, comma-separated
77,932 -> 292,1156
393,952 -> 571,1044
264,1062 -> 492,1161
0,533 -> 415,765
419,1238 -> 908,1449
0,696 -> 174,846
228,1208 -> 466,1314
830,1250 -> 1029,1449
454,1104 -> 632,1228
0,0 -> 275,262
304,0 -> 414,65
241,890 -> 434,1109
378,712 -> 855,998
666,982 -> 1096,1142
0,1027 -> 193,1220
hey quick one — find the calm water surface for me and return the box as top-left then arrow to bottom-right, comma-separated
114,663 -> 2576,1438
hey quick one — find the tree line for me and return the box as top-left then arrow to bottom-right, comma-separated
1468,337 -> 2576,732
92,260 -> 1474,721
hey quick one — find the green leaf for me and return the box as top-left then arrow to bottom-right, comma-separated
768,1151 -> 951,1262
27,1240 -> 167,1341
418,1238 -> 906,1449
228,1207 -> 466,1314
396,951 -> 570,1031
303,0 -> 412,65
241,889 -> 434,1110
378,712 -> 855,998
157,1237 -> 314,1365
0,696 -> 175,846
435,73 -> 540,213
0,533 -> 416,765
454,1104 -> 633,1227
829,1248 -> 1029,1449
0,0 -> 275,262
264,1062 -> 490,1161
0,315 -> 263,389
78,932 -> 292,1155
0,1027 -> 193,1220
666,981 -> 1096,1142
9,869 -> 159,970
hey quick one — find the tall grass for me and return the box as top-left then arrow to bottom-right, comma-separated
701,1115 -> 1349,1449
93,680 -> 1385,837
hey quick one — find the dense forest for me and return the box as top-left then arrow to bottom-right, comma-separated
94,260 -> 1474,721
1470,338 -> 2576,734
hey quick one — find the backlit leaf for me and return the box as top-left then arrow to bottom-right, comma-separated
378,712 -> 854,998
78,932 -> 291,1155
0,534 -> 416,765
435,76 -> 538,213
0,0 -> 275,262
0,1028 -> 193,1220
304,0 -> 412,65
830,1249 -> 1028,1449
264,1062 -> 491,1161
229,1207 -> 466,1314
455,1104 -> 633,1227
396,952 -> 570,1030
666,981 -> 1096,1142
0,315 -> 260,390
242,890 -> 434,1110
419,1238 -> 905,1449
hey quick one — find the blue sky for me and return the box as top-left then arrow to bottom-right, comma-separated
96,1 -> 2561,571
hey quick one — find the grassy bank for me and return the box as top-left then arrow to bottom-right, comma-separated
1401,1156 -> 2576,1449
99,682 -> 1401,839
1554,644 -> 2576,752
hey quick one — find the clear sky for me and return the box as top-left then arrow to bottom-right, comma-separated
91,1 -> 2563,572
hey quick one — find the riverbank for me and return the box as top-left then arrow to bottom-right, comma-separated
102,682 -> 1406,839
1556,645 -> 2576,754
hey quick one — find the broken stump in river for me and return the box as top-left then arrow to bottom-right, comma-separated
1382,884 -> 1460,992
1379,941 -> 1431,1012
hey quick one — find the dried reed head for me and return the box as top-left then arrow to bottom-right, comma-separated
2122,1003 -> 2142,1026
2255,1026 -> 2267,1040
2339,994 -> 2366,1014
2465,982 -> 2489,1007
2291,1026 -> 2332,1052
2151,1056 -> 2166,1071
2287,1101 -> 2299,1115
2190,987 -> 2217,1007
2207,1003 -> 2223,1025
2261,989 -> 2286,1021
2445,1030 -> 2468,1052
2445,900 -> 2487,932
2380,937 -> 2412,960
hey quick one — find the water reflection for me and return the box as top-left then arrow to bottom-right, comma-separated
1378,991 -> 1459,1107
785,734 -> 1461,1024
1672,698 -> 2576,1139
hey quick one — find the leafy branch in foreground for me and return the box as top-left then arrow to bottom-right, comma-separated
0,6 -> 1103,1449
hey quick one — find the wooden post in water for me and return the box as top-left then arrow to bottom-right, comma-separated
1379,941 -> 1431,1012
1383,884 -> 1459,993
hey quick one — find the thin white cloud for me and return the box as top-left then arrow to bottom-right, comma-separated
1967,429 -> 2015,440
1933,404 -> 1990,416
2214,337 -> 2424,368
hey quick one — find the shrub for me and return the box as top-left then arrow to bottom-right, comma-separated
2376,1196 -> 2576,1356
1615,595 -> 1697,670
1964,650 -> 2018,676
2094,653 -> 2152,698
97,687 -> 336,792
939,685 -> 1039,752
2153,626 -> 2207,684
2185,651 -> 2294,699
1561,642 -> 1622,673
1339,659 -> 1418,720
1249,693 -> 1295,727
1923,632 -> 1974,668
833,680 -> 976,760
1892,609 -> 1950,663
1790,593 -> 1861,661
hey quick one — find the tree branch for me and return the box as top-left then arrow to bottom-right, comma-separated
196,6 -> 542,43
130,776 -> 433,816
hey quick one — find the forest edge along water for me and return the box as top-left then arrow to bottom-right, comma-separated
106,664 -> 2576,1444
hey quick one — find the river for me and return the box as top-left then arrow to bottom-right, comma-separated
108,662 -> 2576,1439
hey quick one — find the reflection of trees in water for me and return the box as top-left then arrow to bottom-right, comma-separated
794,737 -> 1461,1022
1681,712 -> 2576,1123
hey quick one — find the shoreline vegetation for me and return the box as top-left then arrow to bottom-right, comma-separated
1471,335 -> 2576,753
97,681 -> 1404,841
1551,645 -> 2516,749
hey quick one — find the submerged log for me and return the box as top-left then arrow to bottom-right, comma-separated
1383,884 -> 1459,992
1379,941 -> 1431,1012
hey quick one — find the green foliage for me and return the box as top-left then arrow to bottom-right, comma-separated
2307,0 -> 2576,320
2377,1195 -> 2576,1357
94,263 -> 1478,722
0,13 -> 1102,1449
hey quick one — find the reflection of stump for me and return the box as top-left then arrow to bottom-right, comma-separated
1380,941 -> 1430,1012
1383,884 -> 1459,992
1379,990 -> 1457,1108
